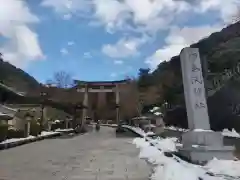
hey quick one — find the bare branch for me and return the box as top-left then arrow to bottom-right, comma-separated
46,71 -> 74,88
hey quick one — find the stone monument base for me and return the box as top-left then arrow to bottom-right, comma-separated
178,131 -> 235,164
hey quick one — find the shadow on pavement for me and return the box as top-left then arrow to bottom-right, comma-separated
115,127 -> 142,138
56,133 -> 79,139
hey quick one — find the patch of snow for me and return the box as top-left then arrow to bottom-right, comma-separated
222,129 -> 240,138
194,129 -> 213,132
205,158 -> 240,177
149,137 -> 178,152
150,107 -> 160,112
0,136 -> 35,145
55,128 -> 74,132
192,145 -> 199,148
133,138 -> 150,149
133,137 -> 240,180
40,131 -> 60,136
146,131 -> 155,136
154,112 -> 162,116
0,131 -> 61,145
0,112 -> 7,115
165,126 -> 189,132
122,125 -> 147,137
122,125 -> 157,138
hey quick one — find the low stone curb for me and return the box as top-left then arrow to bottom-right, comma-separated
163,129 -> 240,151
55,129 -> 75,134
0,129 -> 76,151
100,124 -> 118,128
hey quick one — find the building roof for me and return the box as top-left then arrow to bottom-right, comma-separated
0,83 -> 25,97
0,104 -> 17,115
0,112 -> 14,120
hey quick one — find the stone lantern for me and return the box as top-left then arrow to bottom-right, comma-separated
24,112 -> 33,137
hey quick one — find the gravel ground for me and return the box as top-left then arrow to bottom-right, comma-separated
0,126 -> 150,180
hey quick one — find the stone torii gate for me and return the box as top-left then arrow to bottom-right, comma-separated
75,80 -> 128,126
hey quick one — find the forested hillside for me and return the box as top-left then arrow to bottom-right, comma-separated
138,21 -> 240,107
137,21 -> 240,131
0,54 -> 40,92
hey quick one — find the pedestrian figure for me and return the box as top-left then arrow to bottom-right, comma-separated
95,120 -> 100,131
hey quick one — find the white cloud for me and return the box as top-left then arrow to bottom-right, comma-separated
83,52 -> 92,59
41,0 -> 190,34
41,0 -> 240,61
102,36 -> 148,58
41,0 -> 240,71
63,14 -> 72,20
114,60 -> 123,65
41,0 -> 91,19
92,0 -> 192,34
110,72 -> 117,78
196,0 -> 240,23
67,41 -> 74,46
60,48 -> 68,55
0,0 -> 44,67
93,0 -> 128,32
145,25 -> 222,70
41,0 -> 240,34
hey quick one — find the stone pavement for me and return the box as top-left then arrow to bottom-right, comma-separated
0,127 -> 150,180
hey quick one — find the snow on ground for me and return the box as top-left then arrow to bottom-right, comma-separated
0,136 -> 35,145
222,129 -> 240,138
150,107 -> 160,112
165,126 -> 240,138
194,129 -> 213,132
146,131 -> 155,136
55,128 -> 74,132
122,125 -> 156,137
122,125 -> 146,136
148,137 -> 178,152
0,131 -> 60,145
40,131 -> 60,136
205,158 -> 240,177
154,111 -> 162,116
164,126 -> 189,132
133,137 -> 240,180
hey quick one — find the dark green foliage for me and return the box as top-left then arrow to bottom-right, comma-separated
138,68 -> 152,88
51,121 -> 65,130
0,55 -> 39,92
141,22 -> 240,107
0,123 -> 8,142
138,22 -> 240,130
30,121 -> 41,136
7,129 -> 25,138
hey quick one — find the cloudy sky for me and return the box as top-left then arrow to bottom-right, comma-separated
0,0 -> 239,83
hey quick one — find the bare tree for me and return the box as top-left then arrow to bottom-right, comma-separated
46,71 -> 75,88
120,78 -> 141,118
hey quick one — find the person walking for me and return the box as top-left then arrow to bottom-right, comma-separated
95,120 -> 100,131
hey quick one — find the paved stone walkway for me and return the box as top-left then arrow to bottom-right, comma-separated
0,127 -> 150,180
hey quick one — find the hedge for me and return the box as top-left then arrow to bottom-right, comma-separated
30,121 -> 41,136
7,129 -> 25,139
0,124 -> 8,142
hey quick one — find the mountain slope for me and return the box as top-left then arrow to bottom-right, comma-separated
0,56 -> 40,92
142,22 -> 240,131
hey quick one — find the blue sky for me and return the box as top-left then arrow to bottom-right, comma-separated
0,0 -> 239,83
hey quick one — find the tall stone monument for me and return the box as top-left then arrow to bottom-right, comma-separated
178,47 -> 234,163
